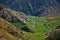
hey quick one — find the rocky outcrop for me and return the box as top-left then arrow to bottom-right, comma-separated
0,5 -> 20,23
0,4 -> 28,23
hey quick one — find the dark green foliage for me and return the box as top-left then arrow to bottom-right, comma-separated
56,25 -> 60,29
21,26 -> 35,33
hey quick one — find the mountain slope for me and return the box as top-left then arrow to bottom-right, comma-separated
0,4 -> 35,33
0,4 -> 60,40
0,0 -> 60,16
0,4 -> 28,23
0,4 -> 28,29
0,17 -> 25,40
0,4 -> 48,40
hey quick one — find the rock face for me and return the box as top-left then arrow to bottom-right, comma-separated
46,28 -> 60,40
0,17 -> 24,40
0,4 -> 28,23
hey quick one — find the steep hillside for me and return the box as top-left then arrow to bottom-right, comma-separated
0,4 -> 60,40
0,4 -> 28,29
0,14 -> 59,40
0,17 -> 25,40
0,4 -> 47,40
0,4 -> 28,23
0,4 -> 36,33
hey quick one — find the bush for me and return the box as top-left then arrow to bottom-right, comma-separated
46,29 -> 60,40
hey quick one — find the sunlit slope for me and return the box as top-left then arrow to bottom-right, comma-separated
22,14 -> 60,40
0,17 -> 26,40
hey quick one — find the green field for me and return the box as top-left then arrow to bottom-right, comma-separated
13,14 -> 60,40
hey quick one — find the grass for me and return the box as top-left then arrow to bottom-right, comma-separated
0,29 -> 17,40
13,14 -> 60,40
